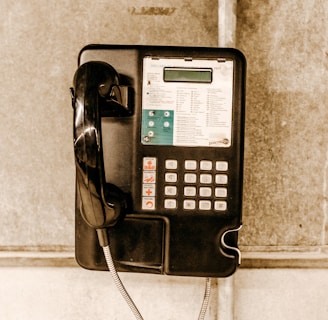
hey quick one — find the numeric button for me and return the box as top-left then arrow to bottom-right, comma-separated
199,187 -> 212,197
165,186 -> 177,196
183,200 -> 196,210
215,187 -> 227,197
185,160 -> 197,170
184,186 -> 196,197
199,200 -> 211,210
200,174 -> 212,184
214,201 -> 227,211
184,173 -> 197,183
165,172 -> 178,183
165,159 -> 178,170
215,174 -> 228,184
216,161 -> 228,171
200,160 -> 212,170
164,199 -> 177,209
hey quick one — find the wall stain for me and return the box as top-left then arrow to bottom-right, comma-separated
129,7 -> 176,16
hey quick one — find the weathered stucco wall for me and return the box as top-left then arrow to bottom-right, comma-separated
1,0 -> 328,256
237,0 -> 328,251
0,0 -> 218,249
1,1 -> 328,320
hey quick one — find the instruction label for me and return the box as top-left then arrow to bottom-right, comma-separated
141,57 -> 233,147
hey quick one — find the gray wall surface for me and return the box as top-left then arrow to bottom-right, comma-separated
1,1 -> 328,320
237,0 -> 328,252
0,0 -> 218,249
1,0 -> 327,258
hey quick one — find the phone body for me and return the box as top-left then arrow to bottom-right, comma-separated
73,45 -> 246,277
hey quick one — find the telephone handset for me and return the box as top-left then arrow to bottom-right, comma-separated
72,45 -> 246,277
73,61 -> 131,230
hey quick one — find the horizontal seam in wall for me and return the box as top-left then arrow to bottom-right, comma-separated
241,251 -> 328,268
0,251 -> 78,268
1,251 -> 328,268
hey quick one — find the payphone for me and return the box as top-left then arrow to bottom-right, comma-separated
72,45 -> 246,279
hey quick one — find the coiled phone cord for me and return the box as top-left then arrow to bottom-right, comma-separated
103,244 -> 211,320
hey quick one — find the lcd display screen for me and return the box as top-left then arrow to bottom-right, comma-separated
164,68 -> 212,83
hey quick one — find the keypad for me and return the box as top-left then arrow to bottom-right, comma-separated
142,157 -> 228,212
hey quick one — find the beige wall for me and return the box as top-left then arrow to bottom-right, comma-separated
237,0 -> 328,252
0,0 -> 218,249
1,267 -> 328,319
1,0 -> 327,254
1,0 -> 328,319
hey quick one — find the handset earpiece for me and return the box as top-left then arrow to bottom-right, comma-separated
72,61 -> 127,231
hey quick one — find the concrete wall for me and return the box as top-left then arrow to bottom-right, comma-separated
1,267 -> 328,320
237,0 -> 328,253
0,0 -> 218,250
1,0 -> 328,319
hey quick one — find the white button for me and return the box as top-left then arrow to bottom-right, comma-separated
199,187 -> 212,197
165,172 -> 177,183
183,200 -> 196,210
165,186 -> 177,196
165,159 -> 178,170
142,197 -> 156,210
214,201 -> 227,211
215,187 -> 227,197
199,200 -> 211,210
184,173 -> 197,183
142,184 -> 156,196
143,157 -> 157,170
184,186 -> 196,197
216,161 -> 228,171
143,171 -> 156,184
185,160 -> 197,170
164,199 -> 177,209
200,174 -> 212,184
215,174 -> 228,184
200,160 -> 212,170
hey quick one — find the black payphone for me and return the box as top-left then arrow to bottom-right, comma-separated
72,45 -> 246,278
